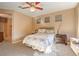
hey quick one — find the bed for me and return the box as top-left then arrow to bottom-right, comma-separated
23,28 -> 55,53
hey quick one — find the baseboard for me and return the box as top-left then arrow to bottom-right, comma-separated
12,39 -> 22,44
12,34 -> 31,44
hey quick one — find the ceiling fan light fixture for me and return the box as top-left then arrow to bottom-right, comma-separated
19,2 -> 43,12
30,7 -> 36,12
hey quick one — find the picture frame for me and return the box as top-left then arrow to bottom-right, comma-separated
44,16 -> 50,23
55,15 -> 62,22
36,18 -> 41,24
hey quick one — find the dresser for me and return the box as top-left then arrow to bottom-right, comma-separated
56,34 -> 67,45
0,32 -> 4,42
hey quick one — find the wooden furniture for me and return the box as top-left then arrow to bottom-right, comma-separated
70,38 -> 79,56
0,17 -> 7,22
55,34 -> 67,45
0,17 -> 12,42
0,32 -> 4,42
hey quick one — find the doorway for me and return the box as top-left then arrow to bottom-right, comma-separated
0,16 -> 12,42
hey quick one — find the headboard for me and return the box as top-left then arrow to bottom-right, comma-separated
34,27 -> 55,33
39,27 -> 54,30
34,27 -> 55,34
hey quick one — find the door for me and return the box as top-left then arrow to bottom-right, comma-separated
0,17 -> 12,42
3,17 -> 12,42
0,17 -> 7,42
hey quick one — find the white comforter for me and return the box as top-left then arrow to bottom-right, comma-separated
23,33 -> 55,53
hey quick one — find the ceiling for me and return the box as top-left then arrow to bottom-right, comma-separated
0,2 -> 78,17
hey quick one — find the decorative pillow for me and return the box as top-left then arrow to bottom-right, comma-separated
38,29 -> 46,33
46,30 -> 54,33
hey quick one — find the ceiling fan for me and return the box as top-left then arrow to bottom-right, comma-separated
19,2 -> 43,12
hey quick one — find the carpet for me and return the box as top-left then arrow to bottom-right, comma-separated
0,41 -> 75,56
33,44 -> 75,56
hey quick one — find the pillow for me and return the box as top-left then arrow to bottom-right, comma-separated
46,30 -> 54,33
38,29 -> 46,33
72,39 -> 79,44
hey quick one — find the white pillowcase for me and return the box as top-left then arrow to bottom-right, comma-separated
46,30 -> 54,33
38,29 -> 54,33
38,29 -> 46,33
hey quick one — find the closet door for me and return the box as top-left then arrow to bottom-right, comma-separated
3,17 -> 12,42
7,18 -> 12,42
0,17 -> 6,42
0,17 -> 12,42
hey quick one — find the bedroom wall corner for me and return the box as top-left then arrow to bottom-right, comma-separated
12,11 -> 33,43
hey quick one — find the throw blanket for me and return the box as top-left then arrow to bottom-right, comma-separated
23,33 -> 55,53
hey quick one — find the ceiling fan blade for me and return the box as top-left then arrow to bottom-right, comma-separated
19,6 -> 30,9
26,2 -> 32,7
35,7 -> 43,10
35,2 -> 40,5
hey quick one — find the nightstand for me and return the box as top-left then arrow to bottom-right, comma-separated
55,34 -> 67,45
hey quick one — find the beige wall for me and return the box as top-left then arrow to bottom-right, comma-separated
54,9 -> 75,38
12,12 -> 33,42
75,3 -> 79,38
33,8 -> 76,39
34,15 -> 54,30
